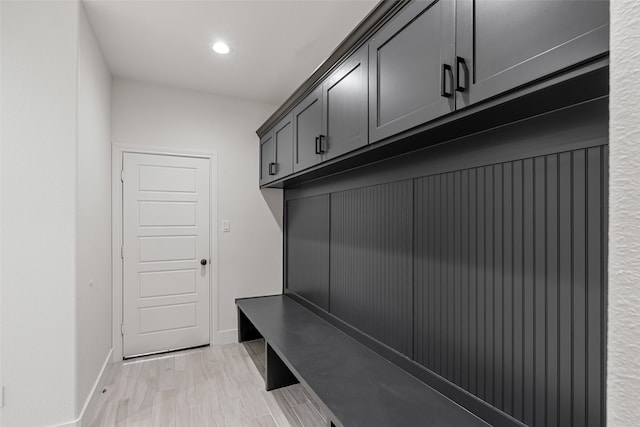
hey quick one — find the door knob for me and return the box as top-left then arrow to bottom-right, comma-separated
200,259 -> 208,266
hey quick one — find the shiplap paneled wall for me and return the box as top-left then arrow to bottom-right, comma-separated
287,195 -> 331,310
330,181 -> 413,356
414,146 -> 607,427
286,146 -> 607,427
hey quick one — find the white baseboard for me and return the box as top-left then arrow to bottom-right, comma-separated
50,348 -> 113,427
78,348 -> 114,426
50,329 -> 237,427
215,328 -> 238,345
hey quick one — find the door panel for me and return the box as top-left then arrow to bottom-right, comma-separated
138,235 -> 196,262
138,165 -> 196,192
456,0 -> 609,108
139,201 -> 196,227
369,0 -> 455,143
260,131 -> 275,186
123,152 -> 210,357
139,303 -> 196,334
139,269 -> 197,298
274,113 -> 294,179
322,45 -> 368,160
293,87 -> 324,172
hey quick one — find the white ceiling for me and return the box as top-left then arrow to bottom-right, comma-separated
83,0 -> 378,106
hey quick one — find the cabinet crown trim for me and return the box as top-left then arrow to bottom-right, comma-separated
256,0 -> 408,138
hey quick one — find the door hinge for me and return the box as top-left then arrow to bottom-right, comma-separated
121,323 -> 125,336
120,246 -> 124,259
1,386 -> 5,408
120,169 -> 124,182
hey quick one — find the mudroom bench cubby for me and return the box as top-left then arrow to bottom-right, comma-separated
237,295 -> 490,427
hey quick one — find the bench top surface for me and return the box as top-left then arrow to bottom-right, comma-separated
237,295 -> 489,427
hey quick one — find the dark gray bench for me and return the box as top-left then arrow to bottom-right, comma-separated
236,295 -> 488,427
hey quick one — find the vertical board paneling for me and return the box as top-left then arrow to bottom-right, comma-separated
558,152 -> 573,427
330,181 -> 413,356
286,195 -> 330,310
573,150 -> 587,427
469,168 -> 478,396
513,159 -> 525,421
546,155 -> 559,427
534,157 -> 547,427
502,162 -> 514,415
486,165 -> 495,405
447,173 -> 455,382
461,169 -> 470,391
413,147 -> 607,426
286,145 -> 607,427
477,168 -> 486,400
494,163 -> 504,409
436,174 -> 443,373
454,171 -> 462,385
586,146 -> 603,427
523,158 -> 535,427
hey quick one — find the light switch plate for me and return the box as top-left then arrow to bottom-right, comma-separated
223,220 -> 231,232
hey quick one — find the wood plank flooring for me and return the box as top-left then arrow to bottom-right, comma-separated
89,340 -> 326,427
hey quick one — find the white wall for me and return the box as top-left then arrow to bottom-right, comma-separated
0,2 -> 3,424
0,1 -> 113,425
75,3 -> 112,419
0,1 -> 79,425
608,1 -> 640,425
112,78 -> 283,344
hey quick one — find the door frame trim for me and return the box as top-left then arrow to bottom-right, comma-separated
111,144 -> 218,362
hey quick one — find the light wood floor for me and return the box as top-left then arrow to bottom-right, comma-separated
89,340 -> 326,427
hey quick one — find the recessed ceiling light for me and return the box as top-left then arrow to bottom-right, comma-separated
212,41 -> 231,55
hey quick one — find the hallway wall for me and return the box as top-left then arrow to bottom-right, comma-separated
1,1 -> 79,425
112,78 -> 283,344
1,2 -> 114,425
76,3 -> 113,418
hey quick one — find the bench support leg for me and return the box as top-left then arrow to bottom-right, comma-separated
265,342 -> 299,391
238,308 -> 262,343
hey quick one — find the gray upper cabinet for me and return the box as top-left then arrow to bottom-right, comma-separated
322,45 -> 368,161
258,0 -> 609,187
455,0 -> 609,108
293,86 -> 324,173
273,112 -> 294,180
259,130 -> 275,186
369,0 -> 455,143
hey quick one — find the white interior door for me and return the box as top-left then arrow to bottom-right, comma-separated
122,152 -> 210,358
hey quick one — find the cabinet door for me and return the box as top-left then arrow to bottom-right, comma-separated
369,0 -> 455,143
322,45 -> 368,161
456,0 -> 609,108
259,131 -> 275,186
273,112 -> 294,180
293,86 -> 324,173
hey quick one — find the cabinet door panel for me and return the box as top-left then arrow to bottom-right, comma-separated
456,0 -> 608,108
259,131 -> 275,186
274,113 -> 294,179
323,46 -> 368,160
293,87 -> 323,172
370,0 -> 455,143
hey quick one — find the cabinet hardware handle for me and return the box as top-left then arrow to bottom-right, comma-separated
318,135 -> 326,154
441,63 -> 453,98
268,162 -> 277,175
456,57 -> 467,92
315,136 -> 321,154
